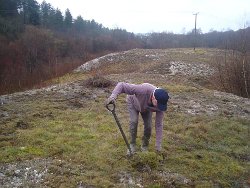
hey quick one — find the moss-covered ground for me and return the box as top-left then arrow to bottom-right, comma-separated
0,48 -> 249,187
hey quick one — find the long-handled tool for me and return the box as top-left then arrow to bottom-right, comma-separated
106,103 -> 132,155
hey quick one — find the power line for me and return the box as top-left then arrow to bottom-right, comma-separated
193,12 -> 199,50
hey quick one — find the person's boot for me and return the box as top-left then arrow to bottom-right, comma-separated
126,143 -> 137,155
141,136 -> 150,152
127,122 -> 137,155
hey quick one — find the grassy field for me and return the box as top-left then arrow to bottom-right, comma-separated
0,48 -> 249,187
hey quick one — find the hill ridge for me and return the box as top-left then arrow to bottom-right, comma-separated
0,48 -> 249,187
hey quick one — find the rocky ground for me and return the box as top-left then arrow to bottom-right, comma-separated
0,48 -> 249,187
75,48 -> 249,118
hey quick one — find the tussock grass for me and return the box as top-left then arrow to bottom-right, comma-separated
1,95 -> 249,187
86,74 -> 114,88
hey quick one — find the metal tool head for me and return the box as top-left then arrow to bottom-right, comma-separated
106,102 -> 115,112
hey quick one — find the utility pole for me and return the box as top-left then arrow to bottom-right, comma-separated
193,12 -> 199,50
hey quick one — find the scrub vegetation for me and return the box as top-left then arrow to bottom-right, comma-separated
0,48 -> 249,187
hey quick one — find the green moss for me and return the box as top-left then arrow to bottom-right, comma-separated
0,146 -> 45,162
194,49 -> 207,55
1,53 -> 249,187
47,72 -> 88,85
166,150 -> 245,186
130,152 -> 162,171
165,84 -> 200,93
162,114 -> 250,187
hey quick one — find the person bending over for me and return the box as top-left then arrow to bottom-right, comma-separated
107,82 -> 169,154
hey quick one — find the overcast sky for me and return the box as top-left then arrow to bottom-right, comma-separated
36,0 -> 250,34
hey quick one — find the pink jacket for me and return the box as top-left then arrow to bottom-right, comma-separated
109,82 -> 165,150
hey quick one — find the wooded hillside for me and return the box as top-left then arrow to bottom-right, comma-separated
0,0 -> 249,97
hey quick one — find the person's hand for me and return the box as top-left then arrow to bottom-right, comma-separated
106,97 -> 115,106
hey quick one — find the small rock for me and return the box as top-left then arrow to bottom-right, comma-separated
0,111 -> 9,118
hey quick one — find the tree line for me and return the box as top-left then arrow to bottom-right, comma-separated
0,0 -> 249,97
